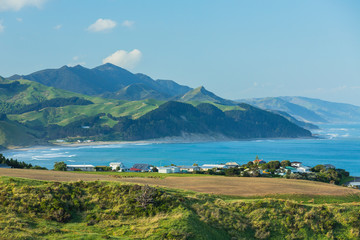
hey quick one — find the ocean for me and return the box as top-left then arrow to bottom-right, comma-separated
2,123 -> 360,175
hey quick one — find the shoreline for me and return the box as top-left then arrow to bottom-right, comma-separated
2,135 -> 316,152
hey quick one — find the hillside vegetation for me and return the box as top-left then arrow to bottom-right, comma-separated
0,78 -> 311,148
1,176 -> 360,239
0,115 -> 44,148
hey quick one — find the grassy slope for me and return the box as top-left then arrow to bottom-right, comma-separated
0,120 -> 42,148
3,79 -> 164,126
9,99 -> 163,127
0,79 -> 86,105
5,79 -> 240,127
1,176 -> 360,240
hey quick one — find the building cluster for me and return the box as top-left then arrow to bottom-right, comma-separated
65,162 -> 242,173
65,160 -> 338,175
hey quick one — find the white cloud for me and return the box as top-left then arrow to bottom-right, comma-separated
67,56 -> 86,67
102,49 -> 142,69
16,18 -> 23,22
0,0 -> 46,11
0,22 -> 4,33
87,18 -> 116,32
54,24 -> 62,30
122,20 -> 134,28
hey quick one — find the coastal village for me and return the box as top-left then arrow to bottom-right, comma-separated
66,159 -> 316,175
61,157 -> 356,187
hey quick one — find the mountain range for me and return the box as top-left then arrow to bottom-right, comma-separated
9,63 -> 191,101
10,64 -> 360,125
3,63 -> 360,148
0,72 -> 312,148
239,96 -> 360,124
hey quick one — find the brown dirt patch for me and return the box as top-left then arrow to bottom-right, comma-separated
0,168 -> 358,196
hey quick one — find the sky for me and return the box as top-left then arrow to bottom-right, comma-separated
0,0 -> 360,105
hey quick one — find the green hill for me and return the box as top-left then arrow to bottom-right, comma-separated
179,86 -> 236,105
0,115 -> 43,148
105,102 -> 311,141
101,83 -> 170,100
0,78 -> 311,147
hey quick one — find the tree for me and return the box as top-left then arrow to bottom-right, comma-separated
311,165 -> 326,172
268,161 -> 280,170
281,160 -> 291,167
54,161 -> 67,171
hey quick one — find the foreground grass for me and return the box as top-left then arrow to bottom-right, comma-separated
1,176 -> 360,240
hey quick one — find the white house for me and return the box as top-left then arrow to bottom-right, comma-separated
297,166 -> 311,173
348,182 -> 360,189
67,165 -> 95,171
291,161 -> 302,168
285,166 -> 299,173
179,166 -> 201,172
201,164 -> 227,171
109,162 -> 128,172
225,162 -> 240,168
158,166 -> 180,174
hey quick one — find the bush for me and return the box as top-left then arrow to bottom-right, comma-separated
54,161 -> 67,171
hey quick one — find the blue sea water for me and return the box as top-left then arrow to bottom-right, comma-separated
2,123 -> 360,175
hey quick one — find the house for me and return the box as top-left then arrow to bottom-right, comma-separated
158,166 -> 180,174
0,163 -> 11,168
179,165 -> 201,173
109,162 -> 128,172
130,167 -> 142,172
253,159 -> 266,165
201,164 -> 227,171
348,182 -> 360,189
324,164 -> 336,170
131,164 -> 151,172
285,166 -> 298,173
275,168 -> 287,176
225,162 -> 240,168
291,161 -> 302,168
297,166 -> 311,173
67,165 -> 95,171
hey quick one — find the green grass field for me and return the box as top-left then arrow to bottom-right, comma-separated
1,176 -> 360,240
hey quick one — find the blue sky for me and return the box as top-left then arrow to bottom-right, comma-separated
1,0 -> 360,105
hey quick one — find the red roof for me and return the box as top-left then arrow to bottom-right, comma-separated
130,168 -> 142,171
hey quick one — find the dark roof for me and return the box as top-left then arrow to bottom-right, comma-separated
132,164 -> 150,171
324,164 -> 335,168
291,161 -> 302,164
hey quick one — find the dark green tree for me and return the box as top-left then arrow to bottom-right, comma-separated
54,161 -> 67,171
280,160 -> 291,167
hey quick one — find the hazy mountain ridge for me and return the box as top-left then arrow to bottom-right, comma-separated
238,96 -> 360,124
